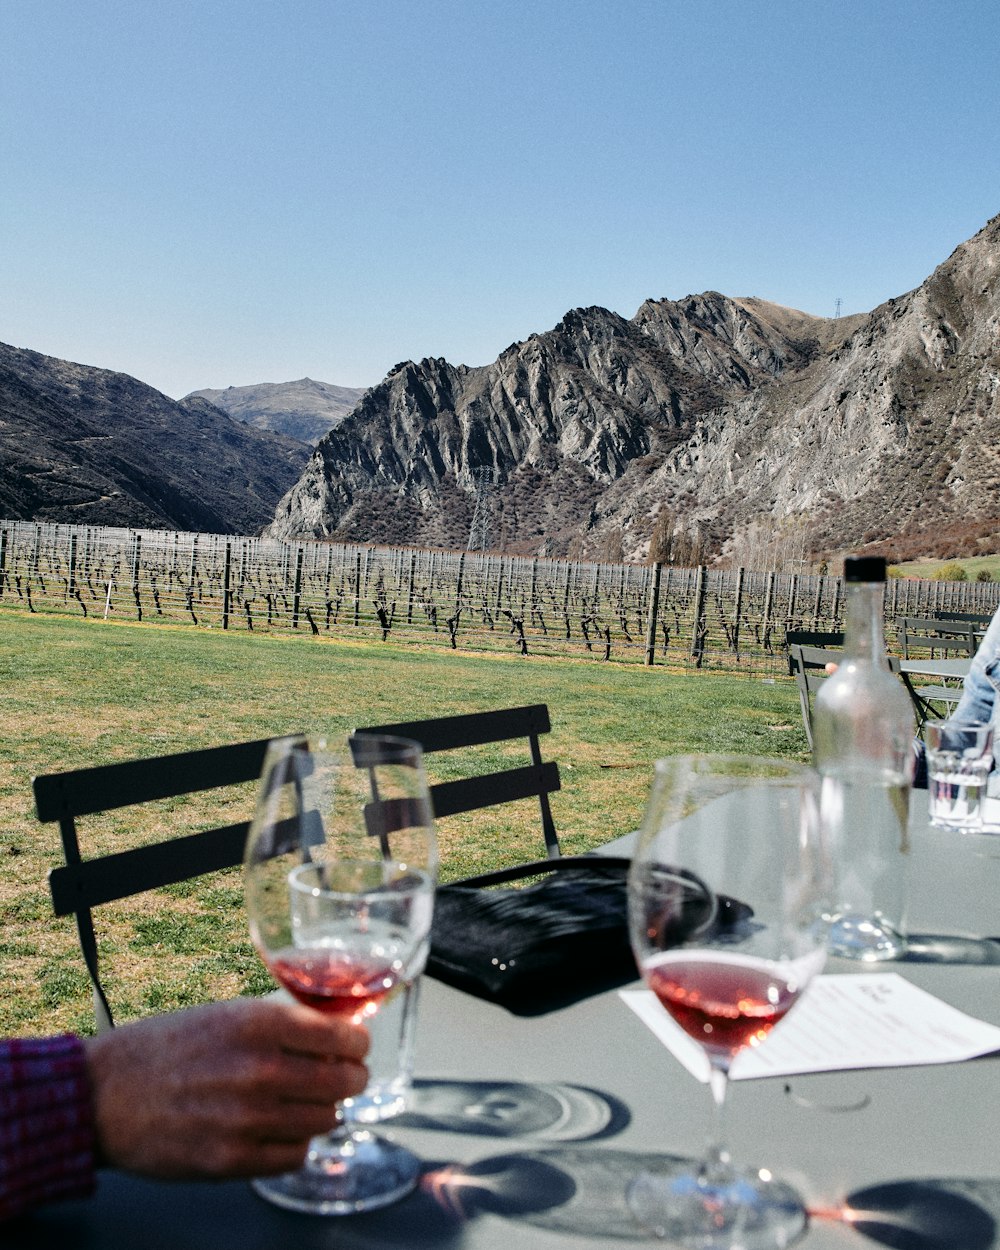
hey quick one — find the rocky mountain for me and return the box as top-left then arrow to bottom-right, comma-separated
268,214 -> 1000,562
185,378 -> 368,445
0,344 -> 311,533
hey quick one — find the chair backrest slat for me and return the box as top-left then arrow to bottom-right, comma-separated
934,611 -> 992,627
48,822 -> 250,915
785,629 -> 845,649
34,738 -> 277,822
430,762 -> 561,820
362,704 -> 552,754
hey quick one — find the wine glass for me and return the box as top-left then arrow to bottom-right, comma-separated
244,732 -> 437,1215
627,754 -> 829,1248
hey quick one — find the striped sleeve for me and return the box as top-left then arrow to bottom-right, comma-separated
0,1034 -> 97,1220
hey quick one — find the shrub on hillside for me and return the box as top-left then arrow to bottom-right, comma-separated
976,569 -> 994,582
932,562 -> 967,582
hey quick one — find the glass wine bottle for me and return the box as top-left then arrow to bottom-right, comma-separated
812,555 -> 915,960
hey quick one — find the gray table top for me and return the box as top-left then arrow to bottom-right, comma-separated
12,802 -> 1000,1249
899,656 -> 972,680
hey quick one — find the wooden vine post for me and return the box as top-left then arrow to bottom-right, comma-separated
644,561 -> 662,666
691,564 -> 708,667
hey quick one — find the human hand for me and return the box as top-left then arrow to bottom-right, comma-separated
83,998 -> 369,1180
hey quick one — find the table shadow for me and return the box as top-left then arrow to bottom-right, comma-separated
396,1078 -> 630,1142
900,934 -> 1000,965
13,1169 -> 467,1250
15,1154 -> 998,1249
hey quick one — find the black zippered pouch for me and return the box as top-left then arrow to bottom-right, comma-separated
427,855 -> 751,1016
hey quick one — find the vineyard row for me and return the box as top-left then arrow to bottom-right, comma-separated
2,520 -> 997,672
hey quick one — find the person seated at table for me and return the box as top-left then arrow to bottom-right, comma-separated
0,997 -> 369,1222
949,603 -> 1000,766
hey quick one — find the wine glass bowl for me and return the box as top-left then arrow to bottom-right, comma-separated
244,732 -> 437,1215
627,754 -> 829,1248
270,860 -> 432,1019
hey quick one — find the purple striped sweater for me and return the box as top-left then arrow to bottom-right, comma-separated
0,1034 -> 96,1220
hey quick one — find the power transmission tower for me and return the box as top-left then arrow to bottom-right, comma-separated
467,467 -> 496,552
834,297 -> 842,319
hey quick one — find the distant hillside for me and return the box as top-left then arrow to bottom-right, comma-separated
268,213 -> 1000,563
186,378 -> 368,445
0,344 -> 310,533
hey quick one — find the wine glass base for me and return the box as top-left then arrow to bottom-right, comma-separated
252,1129 -> 422,1215
627,1160 -> 808,1249
826,912 -> 905,962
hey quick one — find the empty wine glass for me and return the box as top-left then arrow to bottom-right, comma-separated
627,754 -> 830,1248
244,732 -> 437,1215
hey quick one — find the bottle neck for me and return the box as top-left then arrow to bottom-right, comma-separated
842,579 -> 888,664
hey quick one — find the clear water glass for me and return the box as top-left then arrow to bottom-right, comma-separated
925,720 -> 993,831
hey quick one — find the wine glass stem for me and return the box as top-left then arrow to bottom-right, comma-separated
308,1106 -> 355,1160
700,1063 -> 734,1185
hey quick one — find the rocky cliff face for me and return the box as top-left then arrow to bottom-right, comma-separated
609,216 -> 1000,561
0,345 -> 310,533
269,214 -> 1000,560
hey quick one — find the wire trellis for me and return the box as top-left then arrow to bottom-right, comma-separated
2,520 -> 996,671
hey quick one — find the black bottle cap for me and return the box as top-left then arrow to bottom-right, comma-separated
844,555 -> 886,583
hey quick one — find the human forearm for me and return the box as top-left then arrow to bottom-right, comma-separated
83,998 -> 368,1180
0,998 -> 368,1218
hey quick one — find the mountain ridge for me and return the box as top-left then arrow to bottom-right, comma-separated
267,214 -> 1000,561
185,377 -> 368,445
3,214 -> 999,561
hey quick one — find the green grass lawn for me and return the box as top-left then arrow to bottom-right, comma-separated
0,607 -> 808,1035
893,554 -> 1000,582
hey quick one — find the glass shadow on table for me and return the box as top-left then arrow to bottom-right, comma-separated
395,1078 -> 630,1142
422,1147 -> 687,1239
833,1178 -> 1000,1250
422,1153 -> 1000,1247
14,1149 -> 997,1249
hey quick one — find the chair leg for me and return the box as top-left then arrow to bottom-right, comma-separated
799,689 -> 814,752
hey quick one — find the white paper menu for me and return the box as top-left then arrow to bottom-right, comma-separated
621,973 -> 1000,1083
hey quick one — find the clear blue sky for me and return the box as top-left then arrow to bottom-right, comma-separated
2,0 -> 999,399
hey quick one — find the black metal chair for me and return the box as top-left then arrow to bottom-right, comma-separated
356,704 -> 562,860
33,737 -> 287,1030
795,640 -> 940,745
932,610 -> 993,628
896,616 -> 977,660
784,628 -> 844,652
789,645 -> 907,750
784,630 -> 844,675
788,645 -> 840,751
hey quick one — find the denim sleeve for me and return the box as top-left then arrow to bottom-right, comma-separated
950,605 -> 1000,727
